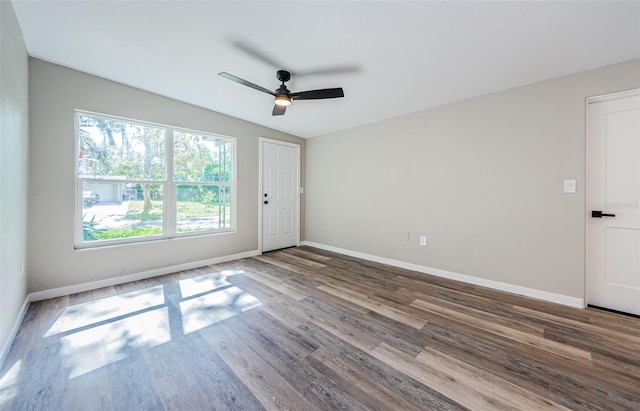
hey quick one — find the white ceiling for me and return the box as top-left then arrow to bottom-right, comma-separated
11,1 -> 640,138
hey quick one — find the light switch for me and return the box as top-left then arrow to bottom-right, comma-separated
563,180 -> 576,193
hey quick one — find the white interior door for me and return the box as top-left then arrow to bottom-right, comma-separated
261,139 -> 299,252
587,91 -> 640,315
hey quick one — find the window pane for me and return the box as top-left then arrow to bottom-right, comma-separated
78,114 -> 166,180
176,184 -> 231,232
82,182 -> 163,242
174,131 -> 232,183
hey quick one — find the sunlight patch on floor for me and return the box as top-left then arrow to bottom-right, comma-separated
34,270 -> 260,380
0,360 -> 22,408
179,272 -> 231,298
179,286 -> 261,334
219,269 -> 245,277
46,286 -> 165,337
60,307 -> 170,378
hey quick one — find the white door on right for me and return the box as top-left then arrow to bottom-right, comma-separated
587,91 -> 640,316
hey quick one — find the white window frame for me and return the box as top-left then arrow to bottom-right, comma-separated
75,110 -> 236,249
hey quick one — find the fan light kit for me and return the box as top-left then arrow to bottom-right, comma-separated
218,69 -> 344,116
274,95 -> 292,107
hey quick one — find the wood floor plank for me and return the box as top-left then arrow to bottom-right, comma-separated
591,352 -> 640,393
240,266 -> 309,301
291,278 -> 372,316
514,304 -> 640,353
317,284 -> 427,329
411,298 -> 594,365
371,342 -> 520,411
282,247 -> 332,262
306,348 -> 426,411
421,293 -> 546,336
298,296 -> 387,353
141,338 -> 212,410
108,350 -> 166,411
585,307 -> 640,334
267,251 -> 327,269
8,341 -> 66,411
235,308 -> 319,359
392,274 -> 554,325
297,321 -> 468,411
251,255 -> 315,277
415,345 -> 571,410
203,321 -> 317,411
170,332 -> 265,410
60,366 -> 114,411
301,296 -> 423,356
220,314 -> 370,410
4,296 -> 69,361
227,275 -> 310,328
68,285 -> 117,305
394,271 -> 594,324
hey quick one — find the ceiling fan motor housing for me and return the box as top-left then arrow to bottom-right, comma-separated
275,84 -> 291,95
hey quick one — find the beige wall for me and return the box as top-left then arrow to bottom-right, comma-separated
0,1 -> 29,357
27,59 -> 305,292
306,59 -> 640,300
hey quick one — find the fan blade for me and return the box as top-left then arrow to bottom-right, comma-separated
230,40 -> 358,78
218,72 -> 275,96
296,65 -> 361,77
272,105 -> 287,116
231,40 -> 287,70
291,88 -> 344,100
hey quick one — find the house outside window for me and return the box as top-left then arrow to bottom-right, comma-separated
76,111 -> 235,248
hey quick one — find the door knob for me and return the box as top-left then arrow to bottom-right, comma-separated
264,200 -> 269,205
592,210 -> 616,218
264,193 -> 268,197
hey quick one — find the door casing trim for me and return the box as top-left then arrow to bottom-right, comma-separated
584,88 -> 640,307
258,137 -> 301,253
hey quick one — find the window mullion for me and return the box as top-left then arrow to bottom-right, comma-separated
165,128 -> 176,237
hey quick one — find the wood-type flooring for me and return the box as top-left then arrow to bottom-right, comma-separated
1,246 -> 639,410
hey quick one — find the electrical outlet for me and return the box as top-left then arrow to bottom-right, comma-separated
402,232 -> 410,241
20,262 -> 24,277
420,236 -> 427,246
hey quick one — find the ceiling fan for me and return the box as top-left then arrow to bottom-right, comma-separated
218,70 -> 344,116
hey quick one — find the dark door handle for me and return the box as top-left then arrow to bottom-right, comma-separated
592,210 -> 616,218
264,200 -> 269,205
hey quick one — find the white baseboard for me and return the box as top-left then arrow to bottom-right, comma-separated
302,241 -> 585,309
0,296 -> 31,370
29,249 -> 260,302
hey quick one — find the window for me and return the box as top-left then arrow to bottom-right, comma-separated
76,112 -> 235,247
